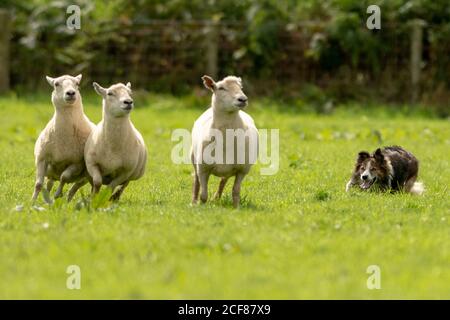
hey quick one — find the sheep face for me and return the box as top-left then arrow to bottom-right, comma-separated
93,82 -> 134,118
202,75 -> 248,113
46,74 -> 82,106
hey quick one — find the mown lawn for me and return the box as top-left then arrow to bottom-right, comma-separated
0,93 -> 448,299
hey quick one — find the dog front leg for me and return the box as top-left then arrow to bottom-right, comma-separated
345,178 -> 357,192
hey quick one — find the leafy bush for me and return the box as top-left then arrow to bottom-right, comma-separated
1,0 -> 449,110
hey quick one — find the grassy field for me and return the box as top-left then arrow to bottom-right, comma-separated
0,93 -> 448,299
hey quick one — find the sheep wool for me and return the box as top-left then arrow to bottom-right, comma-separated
32,74 -> 95,203
191,75 -> 258,208
84,82 -> 147,201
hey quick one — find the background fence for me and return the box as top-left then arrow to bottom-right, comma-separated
1,7 -> 449,111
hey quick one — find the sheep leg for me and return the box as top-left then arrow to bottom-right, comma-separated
192,173 -> 200,204
110,181 -> 129,201
232,173 -> 246,208
106,172 -> 131,201
54,164 -> 82,198
89,165 -> 103,195
67,178 -> 88,202
198,171 -> 210,204
32,160 -> 46,203
47,179 -> 54,193
39,179 -> 55,204
213,177 -> 229,200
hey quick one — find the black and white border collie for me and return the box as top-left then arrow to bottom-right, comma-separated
346,146 -> 424,195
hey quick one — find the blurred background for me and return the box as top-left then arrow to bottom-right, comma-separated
0,0 -> 449,116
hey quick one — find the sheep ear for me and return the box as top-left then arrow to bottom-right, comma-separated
374,148 -> 384,163
46,76 -> 55,87
357,151 -> 370,164
202,75 -> 216,92
126,82 -> 131,90
74,74 -> 82,85
93,82 -> 106,97
237,77 -> 243,87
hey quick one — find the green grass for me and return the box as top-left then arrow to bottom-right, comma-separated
0,93 -> 449,299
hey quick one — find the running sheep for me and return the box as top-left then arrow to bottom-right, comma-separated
191,75 -> 258,208
32,74 -> 94,203
84,82 -> 147,201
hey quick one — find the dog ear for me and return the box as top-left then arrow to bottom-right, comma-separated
374,148 -> 384,163
357,151 -> 370,163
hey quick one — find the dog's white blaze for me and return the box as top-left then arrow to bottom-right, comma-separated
361,162 -> 374,180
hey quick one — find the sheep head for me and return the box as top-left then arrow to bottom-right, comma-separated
46,74 -> 82,106
202,75 -> 248,113
93,82 -> 134,118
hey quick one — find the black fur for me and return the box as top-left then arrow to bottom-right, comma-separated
348,146 -> 419,193
381,146 -> 419,191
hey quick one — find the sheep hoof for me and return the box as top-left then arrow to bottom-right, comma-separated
109,186 -> 126,202
44,194 -> 53,204
109,194 -> 121,202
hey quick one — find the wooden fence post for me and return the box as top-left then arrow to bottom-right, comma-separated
0,9 -> 11,93
205,20 -> 219,79
410,19 -> 426,104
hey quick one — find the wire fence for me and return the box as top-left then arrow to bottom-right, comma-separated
2,14 -> 450,108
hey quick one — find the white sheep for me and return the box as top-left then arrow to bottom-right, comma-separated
84,82 -> 147,201
32,74 -> 95,203
191,75 -> 258,208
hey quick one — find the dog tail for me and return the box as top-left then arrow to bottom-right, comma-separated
410,182 -> 424,195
